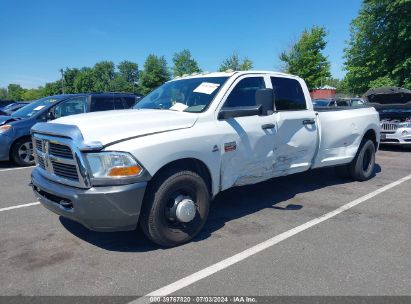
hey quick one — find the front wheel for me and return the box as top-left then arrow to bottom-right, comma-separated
11,138 -> 35,166
140,170 -> 210,247
348,139 -> 376,181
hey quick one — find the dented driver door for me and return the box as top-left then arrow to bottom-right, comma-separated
217,75 -> 279,190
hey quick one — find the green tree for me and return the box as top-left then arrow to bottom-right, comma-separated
172,49 -> 201,77
0,88 -> 8,99
279,26 -> 331,89
344,0 -> 411,94
114,60 -> 139,92
118,60 -> 139,83
368,76 -> 396,89
92,61 -> 115,92
43,81 -> 62,96
218,53 -> 253,71
109,76 -> 131,92
7,84 -> 25,101
63,68 -> 80,93
22,87 -> 45,100
74,68 -> 95,93
139,55 -> 170,95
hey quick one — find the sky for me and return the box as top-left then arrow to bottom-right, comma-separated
0,0 -> 362,89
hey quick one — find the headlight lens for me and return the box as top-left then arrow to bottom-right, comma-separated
86,152 -> 143,178
399,122 -> 411,128
0,125 -> 12,134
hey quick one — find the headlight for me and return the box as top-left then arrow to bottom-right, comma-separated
399,122 -> 411,128
0,125 -> 12,135
86,152 -> 143,178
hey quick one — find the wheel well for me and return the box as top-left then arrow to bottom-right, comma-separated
363,129 -> 377,149
9,135 -> 32,158
151,158 -> 213,194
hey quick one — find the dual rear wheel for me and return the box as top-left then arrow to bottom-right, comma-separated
336,139 -> 376,181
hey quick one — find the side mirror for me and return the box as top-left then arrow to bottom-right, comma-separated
255,88 -> 275,115
218,105 -> 261,119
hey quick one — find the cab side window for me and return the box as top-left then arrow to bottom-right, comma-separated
271,77 -> 307,111
124,96 -> 137,108
224,77 -> 265,108
90,96 -> 115,112
53,97 -> 88,119
113,97 -> 125,110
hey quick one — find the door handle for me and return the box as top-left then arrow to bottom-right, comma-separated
261,123 -> 275,130
302,119 -> 315,125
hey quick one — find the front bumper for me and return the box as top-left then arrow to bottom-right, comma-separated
380,128 -> 411,145
0,134 -> 12,161
31,168 -> 147,232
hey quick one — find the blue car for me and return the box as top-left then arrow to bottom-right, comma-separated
0,102 -> 30,116
0,93 -> 139,166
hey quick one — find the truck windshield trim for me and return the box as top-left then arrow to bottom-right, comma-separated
134,77 -> 229,113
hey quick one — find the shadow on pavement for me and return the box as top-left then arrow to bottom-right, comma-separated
0,161 -> 18,169
379,145 -> 411,152
60,165 -> 382,252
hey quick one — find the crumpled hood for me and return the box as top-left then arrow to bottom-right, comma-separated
52,109 -> 199,146
0,115 -> 20,125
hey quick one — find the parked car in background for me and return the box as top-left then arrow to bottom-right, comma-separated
0,93 -> 139,166
313,98 -> 366,108
313,98 -> 350,107
0,102 -> 30,115
363,87 -> 411,147
347,98 -> 366,106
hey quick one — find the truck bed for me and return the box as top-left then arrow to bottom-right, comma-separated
312,106 -> 380,169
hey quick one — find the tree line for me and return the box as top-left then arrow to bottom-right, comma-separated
1,0 -> 409,101
279,0 -> 410,95
0,51 -> 254,101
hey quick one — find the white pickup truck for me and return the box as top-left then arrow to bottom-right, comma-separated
31,71 -> 380,247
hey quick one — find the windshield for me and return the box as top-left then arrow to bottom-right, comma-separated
11,97 -> 61,118
313,100 -> 330,106
134,77 -> 229,113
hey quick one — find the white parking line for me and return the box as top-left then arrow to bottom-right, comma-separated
131,173 -> 411,303
0,166 -> 35,173
0,202 -> 40,212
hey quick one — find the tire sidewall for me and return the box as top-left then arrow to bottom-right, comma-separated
141,170 -> 210,247
351,140 -> 376,181
11,138 -> 34,167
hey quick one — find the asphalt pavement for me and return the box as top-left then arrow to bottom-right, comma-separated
0,146 -> 410,299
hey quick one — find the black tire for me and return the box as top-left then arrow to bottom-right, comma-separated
348,139 -> 376,181
11,137 -> 35,166
140,169 -> 210,247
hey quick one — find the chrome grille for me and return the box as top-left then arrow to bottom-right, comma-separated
50,161 -> 79,181
381,122 -> 398,133
37,155 -> 46,169
32,134 -> 90,188
35,139 -> 43,152
49,143 -> 73,159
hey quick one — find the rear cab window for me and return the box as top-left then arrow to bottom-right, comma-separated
270,77 -> 307,111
